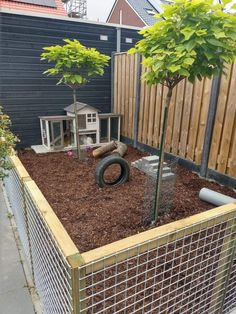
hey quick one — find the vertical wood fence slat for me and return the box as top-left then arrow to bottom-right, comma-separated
138,65 -> 145,143
147,85 -> 156,147
113,53 -> 236,178
163,85 -> 173,152
217,62 -> 236,175
171,80 -> 185,156
208,64 -> 232,171
142,83 -> 151,145
187,80 -> 204,161
195,78 -> 213,165
128,54 -> 135,139
153,84 -> 163,148
228,122 -> 236,177
124,54 -> 130,138
113,53 -> 118,116
179,81 -> 194,158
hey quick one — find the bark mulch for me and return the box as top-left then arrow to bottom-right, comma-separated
18,147 -> 236,253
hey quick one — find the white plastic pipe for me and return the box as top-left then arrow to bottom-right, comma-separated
199,188 -> 236,206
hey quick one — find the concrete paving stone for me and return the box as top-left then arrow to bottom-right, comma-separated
0,288 -> 35,314
0,260 -> 28,294
0,185 -> 35,313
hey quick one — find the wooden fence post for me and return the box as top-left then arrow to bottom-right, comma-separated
67,254 -> 86,314
133,53 -> 142,148
111,52 -> 116,113
200,75 -> 221,177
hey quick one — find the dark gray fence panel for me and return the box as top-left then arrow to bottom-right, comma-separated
0,12 -> 139,147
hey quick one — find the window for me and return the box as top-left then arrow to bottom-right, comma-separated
87,113 -> 96,123
146,8 -> 156,15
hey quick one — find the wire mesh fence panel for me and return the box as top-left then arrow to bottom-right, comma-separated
222,251 -> 236,313
24,186 -> 73,314
144,157 -> 178,224
4,168 -> 32,274
78,213 -> 236,314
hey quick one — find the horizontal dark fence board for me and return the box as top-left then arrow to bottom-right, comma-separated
0,12 -> 139,147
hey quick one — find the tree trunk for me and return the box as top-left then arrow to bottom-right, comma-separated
111,142 -> 128,157
153,87 -> 173,223
92,141 -> 117,158
73,89 -> 81,159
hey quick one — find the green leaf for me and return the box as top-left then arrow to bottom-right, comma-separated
184,40 -> 196,52
168,65 -> 181,72
183,57 -> 195,65
181,28 -> 195,40
179,68 -> 190,76
206,38 -> 226,48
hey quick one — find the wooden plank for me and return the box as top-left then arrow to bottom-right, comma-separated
138,66 -> 145,142
120,54 -> 126,134
9,155 -> 31,179
147,84 -> 156,146
153,84 -> 163,148
187,79 -> 204,161
133,54 -> 142,146
217,62 -> 236,174
116,55 -> 122,116
208,64 -> 232,171
128,54 -> 135,139
82,203 -> 236,273
179,81 -> 194,158
113,55 -> 118,114
227,121 -> 236,177
24,180 -> 81,259
171,80 -> 185,155
124,54 -> 130,137
160,86 -> 168,150
195,78 -> 213,165
165,86 -> 177,152
142,82 -> 151,145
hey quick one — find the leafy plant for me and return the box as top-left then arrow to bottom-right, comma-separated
129,0 -> 236,222
0,107 -> 18,179
41,39 -> 110,158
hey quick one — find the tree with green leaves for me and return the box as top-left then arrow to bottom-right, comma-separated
41,39 -> 110,158
129,0 -> 236,223
0,107 -> 18,179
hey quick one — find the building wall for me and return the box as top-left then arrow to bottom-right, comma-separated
0,0 -> 67,16
0,11 -> 141,147
107,0 -> 145,28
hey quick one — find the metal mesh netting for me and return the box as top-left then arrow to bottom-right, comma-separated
25,186 -> 73,314
78,215 -> 236,314
4,168 -> 32,274
144,157 -> 178,224
4,164 -> 74,314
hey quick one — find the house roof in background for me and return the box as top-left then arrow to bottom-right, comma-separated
64,102 -> 100,113
126,0 -> 158,25
0,0 -> 67,15
107,0 -> 165,26
9,0 -> 56,8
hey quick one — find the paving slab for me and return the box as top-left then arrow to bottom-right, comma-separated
0,185 -> 35,314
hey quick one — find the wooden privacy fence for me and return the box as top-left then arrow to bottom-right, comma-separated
113,52 -> 236,178
4,154 -> 236,313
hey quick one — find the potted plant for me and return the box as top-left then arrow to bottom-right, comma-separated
41,39 -> 110,158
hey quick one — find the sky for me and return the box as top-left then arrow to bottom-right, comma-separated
87,0 -> 116,22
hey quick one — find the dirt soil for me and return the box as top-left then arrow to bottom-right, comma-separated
18,147 -> 236,253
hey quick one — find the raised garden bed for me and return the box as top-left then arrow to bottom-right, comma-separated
18,146 -> 236,253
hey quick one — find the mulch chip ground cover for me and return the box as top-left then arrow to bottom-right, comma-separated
18,146 -> 236,253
